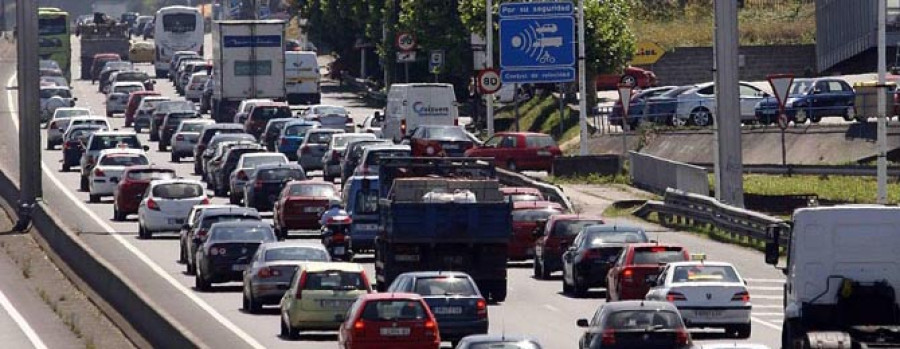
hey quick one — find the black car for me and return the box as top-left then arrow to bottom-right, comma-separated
200,134 -> 257,177
340,139 -> 392,184
610,86 -> 677,129
387,271 -> 489,344
158,111 -> 201,151
577,301 -> 692,349
644,86 -> 694,125
194,221 -> 276,291
61,125 -> 106,172
261,118 -> 295,151
194,125 -> 248,174
562,225 -> 648,297
150,100 -> 195,142
210,145 -> 266,197
200,78 -> 214,114
185,206 -> 262,275
242,163 -> 306,211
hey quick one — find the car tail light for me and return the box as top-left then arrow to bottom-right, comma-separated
601,329 -> 615,346
200,197 -> 209,205
257,267 -> 281,278
476,298 -> 487,319
731,291 -> 750,302
650,247 -> 668,252
196,228 -> 208,238
331,233 -> 345,243
454,118 -> 459,126
295,271 -> 308,298
176,135 -> 185,141
400,119 -> 407,134
237,171 -> 248,181
94,168 -> 105,177
147,198 -> 159,210
622,268 -> 633,283
581,249 -> 594,259
64,141 -> 75,150
353,319 -> 365,336
300,145 -> 309,154
424,319 -> 435,329
676,329 -> 690,345
666,291 -> 687,302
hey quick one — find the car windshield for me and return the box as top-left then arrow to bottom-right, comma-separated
91,136 -> 141,150
414,276 -> 477,296
152,183 -> 203,199
526,135 -> 557,148
512,209 -> 562,222
55,109 -> 90,119
469,342 -> 542,349
191,75 -> 209,84
103,62 -> 130,71
365,150 -> 410,164
114,85 -> 144,94
158,101 -> 195,113
116,72 -> 150,82
41,88 -> 71,99
284,124 -> 315,136
422,127 -> 466,140
258,168 -> 304,181
167,112 -> 198,120
140,99 -> 170,110
333,135 -> 373,148
180,123 -> 207,133
265,120 -> 290,133
99,154 -> 149,166
242,155 -> 286,169
606,310 -> 683,330
360,300 -> 426,321
303,271 -> 367,291
585,231 -> 647,245
127,170 -> 175,181
307,132 -> 337,144
633,248 -> 687,265
252,106 -> 291,122
552,220 -> 604,237
264,247 -> 329,262
40,60 -> 60,70
200,215 -> 259,230
288,184 -> 335,197
68,128 -> 104,142
313,106 -> 347,115
210,225 -> 276,242
672,265 -> 741,283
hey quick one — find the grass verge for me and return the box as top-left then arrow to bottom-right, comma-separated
545,173 -> 631,186
729,174 -> 900,204
494,94 -> 582,145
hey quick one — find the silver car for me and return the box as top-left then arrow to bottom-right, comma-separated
171,119 -> 215,163
45,108 -> 91,149
241,241 -> 331,313
133,96 -> 171,133
227,152 -> 289,205
297,128 -> 344,172
106,82 -> 145,117
320,133 -> 376,182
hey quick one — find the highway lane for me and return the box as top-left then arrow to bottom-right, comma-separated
0,34 -> 785,348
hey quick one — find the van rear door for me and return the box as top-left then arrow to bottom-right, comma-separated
405,85 -> 458,131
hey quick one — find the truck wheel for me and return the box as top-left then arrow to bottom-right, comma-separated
533,260 -> 543,279
782,319 -> 803,349
62,163 -> 69,172
490,285 -> 507,303
171,153 -> 179,163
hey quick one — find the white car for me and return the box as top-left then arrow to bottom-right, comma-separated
106,82 -> 146,117
227,152 -> 289,204
354,145 -> 411,176
133,96 -> 171,133
45,108 -> 91,149
302,104 -> 353,132
321,133 -> 376,182
88,149 -> 150,203
672,82 -> 768,127
138,179 -> 209,239
171,119 -> 215,163
184,72 -> 209,102
357,113 -> 383,138
644,261 -> 752,338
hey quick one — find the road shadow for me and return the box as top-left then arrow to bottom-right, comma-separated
240,307 -> 280,316
280,333 -> 338,342
532,274 -> 563,281
557,288 -> 608,300
197,285 -> 243,293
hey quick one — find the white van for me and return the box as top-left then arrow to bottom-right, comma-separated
285,51 -> 321,105
383,83 -> 459,142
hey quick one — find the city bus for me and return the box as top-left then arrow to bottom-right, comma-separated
154,6 -> 204,78
38,7 -> 71,81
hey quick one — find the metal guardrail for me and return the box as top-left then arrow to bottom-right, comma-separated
635,188 -> 787,246
496,168 -> 575,213
691,163 -> 900,177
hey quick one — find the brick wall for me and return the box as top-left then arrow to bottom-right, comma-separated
637,44 -> 817,86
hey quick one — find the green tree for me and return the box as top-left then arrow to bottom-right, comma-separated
396,0 -> 471,95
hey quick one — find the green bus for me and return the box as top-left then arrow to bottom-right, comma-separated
38,8 -> 71,81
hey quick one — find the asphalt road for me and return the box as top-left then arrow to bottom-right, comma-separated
0,35 -> 786,348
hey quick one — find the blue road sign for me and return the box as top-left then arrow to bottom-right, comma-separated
499,2 -> 575,84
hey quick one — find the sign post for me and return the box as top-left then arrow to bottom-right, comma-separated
429,50 -> 444,82
767,74 -> 794,171
617,83 -> 634,156
396,32 -> 416,83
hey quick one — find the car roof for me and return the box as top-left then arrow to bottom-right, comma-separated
253,101 -> 288,107
362,145 -> 410,152
40,85 -> 70,90
259,241 -> 328,250
130,90 -> 160,96
627,242 -> 684,249
512,201 -> 563,210
92,131 -> 137,136
70,116 -> 107,121
241,152 -> 284,159
300,262 -> 364,272
55,107 -> 90,112
200,207 -> 260,217
204,123 -> 245,130
399,271 -> 472,279
286,179 -> 332,186
98,148 -> 146,156
252,163 -> 302,171
499,187 -> 541,194
284,120 -> 318,127
601,300 -> 679,312
582,224 -> 643,233
458,334 -> 540,345
548,214 -> 603,223
179,119 -> 214,125
148,178 -> 203,187
209,221 -> 270,229
666,261 -> 734,268
358,292 -> 422,301
308,128 -> 345,134
494,131 -> 549,136
112,82 -> 145,87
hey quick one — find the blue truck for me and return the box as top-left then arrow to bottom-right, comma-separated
373,157 -> 512,302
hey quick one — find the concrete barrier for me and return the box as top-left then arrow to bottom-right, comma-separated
0,172 -> 201,349
629,151 -> 709,196
496,168 -> 575,212
552,155 -> 622,177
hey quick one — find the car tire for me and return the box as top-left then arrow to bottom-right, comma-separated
690,107 -> 712,127
245,289 -> 261,314
507,160 -> 518,172
843,106 -> 856,122
158,142 -> 166,152
733,324 -> 751,339
171,153 -> 179,163
80,176 -> 88,192
573,278 -> 587,298
562,275 -> 573,294
809,115 -> 822,123
195,268 -> 211,291
533,259 -> 543,279
134,125 -> 141,133
490,286 -> 507,303
107,112 -> 113,118
229,193 -> 240,205
113,207 -> 125,221
62,164 -> 69,172
539,259 -> 551,280
179,245 -> 186,264
89,194 -> 100,203
186,259 -> 195,275
46,140 -> 54,150
605,288 -> 612,302
620,74 -> 637,86
149,132 -> 158,142
281,316 -> 300,340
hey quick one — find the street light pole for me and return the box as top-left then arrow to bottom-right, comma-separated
877,0 -> 888,204
486,0 -> 495,137
577,0 -> 588,156
16,0 -> 42,228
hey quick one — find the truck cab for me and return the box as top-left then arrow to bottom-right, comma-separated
765,206 -> 900,349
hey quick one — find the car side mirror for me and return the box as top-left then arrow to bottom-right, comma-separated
576,319 -> 589,327
811,88 -> 821,95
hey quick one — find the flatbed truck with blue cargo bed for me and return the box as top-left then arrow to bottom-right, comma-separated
373,157 -> 512,302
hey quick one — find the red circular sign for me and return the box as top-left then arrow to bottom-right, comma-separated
396,33 -> 416,51
477,69 -> 502,95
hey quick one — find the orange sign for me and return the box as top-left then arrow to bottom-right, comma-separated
631,41 -> 665,65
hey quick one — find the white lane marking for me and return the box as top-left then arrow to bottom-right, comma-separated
542,304 -> 560,313
6,74 -> 265,349
745,278 -> 785,284
0,289 -> 49,349
752,304 -> 784,309
751,316 -> 783,331
748,286 -> 784,291
751,312 -> 784,316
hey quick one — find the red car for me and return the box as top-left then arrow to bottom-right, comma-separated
112,166 -> 177,221
124,91 -> 161,127
89,53 -> 122,82
509,201 -> 564,261
533,215 -> 604,279
464,132 -> 561,172
244,102 -> 292,139
606,243 -> 690,302
338,293 -> 440,349
499,187 -> 545,203
408,125 -> 475,157
273,180 -> 337,239
595,66 -> 658,90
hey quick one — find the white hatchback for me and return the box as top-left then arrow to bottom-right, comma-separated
171,119 -> 215,163
88,148 -> 150,203
138,179 -> 209,239
45,108 -> 92,149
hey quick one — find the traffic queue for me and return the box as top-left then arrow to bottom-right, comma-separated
38,40 -> 763,348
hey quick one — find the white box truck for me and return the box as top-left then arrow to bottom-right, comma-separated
284,51 -> 321,105
765,205 -> 900,348
383,83 -> 459,142
211,20 -> 287,122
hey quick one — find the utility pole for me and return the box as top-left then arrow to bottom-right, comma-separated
878,0 -> 888,204
17,0 -> 42,222
485,0 -> 494,136
577,0 -> 588,155
713,0 -> 743,206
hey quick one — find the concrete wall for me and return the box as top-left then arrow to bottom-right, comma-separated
637,45 -> 817,86
629,151 -> 709,196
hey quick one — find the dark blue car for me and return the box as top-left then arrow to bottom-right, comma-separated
386,271 -> 489,344
754,78 -> 856,124
643,85 -> 695,125
609,86 -> 677,129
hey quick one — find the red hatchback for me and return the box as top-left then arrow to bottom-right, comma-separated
533,215 -> 604,279
124,91 -> 161,127
509,201 -> 564,261
273,180 -> 337,239
606,243 -> 690,302
244,102 -> 292,139
499,187 -> 545,203
112,166 -> 177,221
339,293 -> 440,349
595,66 -> 658,90
465,132 -> 561,172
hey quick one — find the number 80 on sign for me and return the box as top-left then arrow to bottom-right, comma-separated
477,69 -> 502,95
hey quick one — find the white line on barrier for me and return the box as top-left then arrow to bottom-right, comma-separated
0,288 -> 49,349
6,74 -> 265,349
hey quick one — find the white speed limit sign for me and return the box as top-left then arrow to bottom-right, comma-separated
477,69 -> 502,95
396,32 -> 416,51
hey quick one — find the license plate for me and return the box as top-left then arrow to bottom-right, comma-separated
333,246 -> 345,255
321,299 -> 350,308
232,264 -> 247,271
380,327 -> 410,336
432,306 -> 462,315
695,310 -> 723,317
304,207 -> 322,213
356,223 -> 379,231
168,218 -> 185,225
